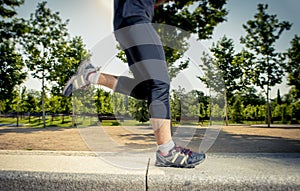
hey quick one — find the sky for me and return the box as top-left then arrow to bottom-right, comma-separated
16,0 -> 300,98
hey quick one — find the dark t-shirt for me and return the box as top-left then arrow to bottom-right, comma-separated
114,0 -> 155,30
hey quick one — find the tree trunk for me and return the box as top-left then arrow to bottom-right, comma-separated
224,90 -> 229,126
209,88 -> 212,126
42,75 -> 46,128
266,88 -> 271,128
72,97 -> 76,128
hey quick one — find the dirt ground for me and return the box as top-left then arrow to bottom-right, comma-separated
0,124 -> 299,153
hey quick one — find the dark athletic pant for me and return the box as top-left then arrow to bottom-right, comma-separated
113,16 -> 171,120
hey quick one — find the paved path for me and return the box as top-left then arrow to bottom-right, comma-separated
0,150 -> 299,190
0,124 -> 299,190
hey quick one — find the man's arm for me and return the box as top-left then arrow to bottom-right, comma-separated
155,0 -> 169,6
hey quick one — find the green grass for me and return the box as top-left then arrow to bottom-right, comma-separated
3,116 -> 294,128
0,116 -> 73,128
0,117 -> 226,128
0,116 -> 151,128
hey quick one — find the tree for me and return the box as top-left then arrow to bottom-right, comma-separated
198,52 -> 224,125
111,93 -> 129,117
209,36 -> 243,125
153,0 -> 228,79
238,87 -> 266,106
170,89 -> 182,122
95,88 -> 113,116
0,41 -> 26,102
23,89 -> 39,123
240,4 -> 292,127
0,0 -> 27,112
276,89 -> 282,105
47,95 -> 60,123
51,36 -> 90,94
23,1 -> 70,128
189,90 -> 209,123
115,1 -> 227,122
51,36 -> 90,127
153,0 -> 228,40
231,96 -> 243,123
199,36 -> 244,126
129,98 -> 149,123
0,0 -> 27,40
285,35 -> 300,99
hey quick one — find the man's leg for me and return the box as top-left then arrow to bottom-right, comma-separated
152,118 -> 172,145
62,20 -> 205,169
114,19 -> 205,167
90,73 -> 118,90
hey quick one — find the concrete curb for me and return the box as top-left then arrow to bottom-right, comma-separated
148,153 -> 300,190
0,171 -> 145,191
0,151 -> 299,191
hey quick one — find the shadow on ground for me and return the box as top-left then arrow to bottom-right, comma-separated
113,126 -> 300,153
0,125 -> 299,153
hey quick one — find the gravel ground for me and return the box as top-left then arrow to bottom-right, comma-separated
0,125 -> 299,153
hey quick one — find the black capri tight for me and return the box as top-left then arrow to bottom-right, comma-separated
114,16 -> 171,119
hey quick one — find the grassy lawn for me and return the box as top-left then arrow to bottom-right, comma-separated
0,116 -> 150,128
3,116 -> 293,128
0,116 -> 73,128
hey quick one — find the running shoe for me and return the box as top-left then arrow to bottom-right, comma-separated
155,145 -> 205,168
62,59 -> 96,96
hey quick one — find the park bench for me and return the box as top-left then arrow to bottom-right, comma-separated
98,115 -> 124,123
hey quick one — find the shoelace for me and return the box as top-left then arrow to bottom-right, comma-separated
176,146 -> 193,156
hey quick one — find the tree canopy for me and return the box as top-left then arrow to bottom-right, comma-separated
240,3 -> 292,127
0,0 -> 27,102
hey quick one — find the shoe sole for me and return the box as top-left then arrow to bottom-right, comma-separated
62,75 -> 76,96
155,156 -> 205,168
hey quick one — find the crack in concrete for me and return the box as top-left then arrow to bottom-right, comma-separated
145,157 -> 150,191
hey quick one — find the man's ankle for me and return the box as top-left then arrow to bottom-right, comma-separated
157,140 -> 175,155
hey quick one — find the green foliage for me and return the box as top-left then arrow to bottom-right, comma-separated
152,0 -> 228,79
170,88 -> 209,123
0,0 -> 24,18
153,0 -> 228,40
285,35 -> 300,99
94,88 -> 113,115
182,89 -> 209,118
240,3 -> 291,90
23,89 -> 39,122
243,104 -> 266,122
51,36 -> 90,95
200,35 -> 243,125
20,2 -> 90,127
114,0 -> 228,121
198,52 -> 224,93
231,96 -> 243,123
209,103 -> 224,119
0,0 -> 28,40
129,98 -> 149,123
0,41 -> 26,101
170,88 -> 184,120
240,3 -> 292,127
0,0 -> 27,102
232,49 -> 255,89
238,87 -> 266,106
210,36 -> 243,95
111,93 -> 130,116
23,1 -> 69,82
2,1 -> 299,125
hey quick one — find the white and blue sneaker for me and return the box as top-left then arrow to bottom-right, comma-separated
62,59 -> 96,96
155,145 -> 206,168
